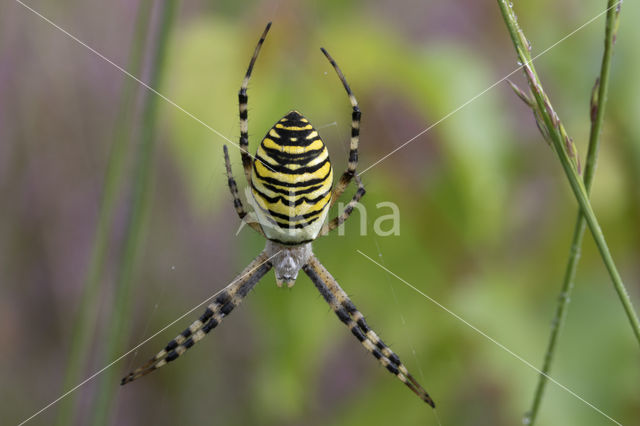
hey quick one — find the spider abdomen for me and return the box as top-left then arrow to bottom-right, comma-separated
251,110 -> 333,244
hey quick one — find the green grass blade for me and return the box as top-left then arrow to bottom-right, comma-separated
54,2 -> 153,425
497,0 -> 640,352
526,2 -> 623,424
89,1 -> 179,424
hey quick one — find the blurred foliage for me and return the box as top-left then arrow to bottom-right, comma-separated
2,0 -> 639,425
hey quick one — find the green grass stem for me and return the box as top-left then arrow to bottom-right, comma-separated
54,2 -> 153,425
90,1 -> 179,424
525,2 -> 622,424
497,0 -> 640,354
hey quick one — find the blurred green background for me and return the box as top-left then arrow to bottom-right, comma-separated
1,0 -> 639,425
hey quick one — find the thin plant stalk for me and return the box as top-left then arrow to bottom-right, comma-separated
497,0 -> 640,344
90,1 -> 179,424
54,2 -> 153,425
526,2 -> 622,424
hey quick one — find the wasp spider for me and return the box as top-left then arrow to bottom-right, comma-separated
121,22 -> 434,407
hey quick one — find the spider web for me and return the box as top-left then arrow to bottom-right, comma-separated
372,238 -> 444,426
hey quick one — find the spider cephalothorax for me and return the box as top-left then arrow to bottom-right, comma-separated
266,241 -> 312,287
122,22 -> 435,408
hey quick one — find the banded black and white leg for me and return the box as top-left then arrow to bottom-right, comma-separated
303,255 -> 435,407
223,145 -> 265,236
121,252 -> 273,385
238,22 -> 271,183
320,173 -> 366,236
320,47 -> 361,206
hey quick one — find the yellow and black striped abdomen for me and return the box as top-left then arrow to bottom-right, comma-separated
251,111 -> 333,244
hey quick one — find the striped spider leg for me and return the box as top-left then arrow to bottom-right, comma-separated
320,47 -> 361,209
318,47 -> 364,236
224,145 -> 265,236
303,256 -> 435,407
121,253 -> 272,384
238,22 -> 271,184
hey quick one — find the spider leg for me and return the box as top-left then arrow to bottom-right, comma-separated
238,22 -> 271,184
320,47 -> 361,207
319,173 -> 365,236
223,145 -> 265,236
302,255 -> 435,407
121,251 -> 272,385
